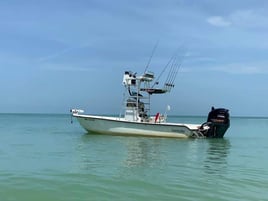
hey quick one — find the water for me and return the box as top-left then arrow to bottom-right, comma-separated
0,114 -> 268,201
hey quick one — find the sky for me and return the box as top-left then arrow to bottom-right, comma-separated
0,0 -> 268,116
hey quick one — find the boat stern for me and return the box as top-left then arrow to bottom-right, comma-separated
199,107 -> 230,138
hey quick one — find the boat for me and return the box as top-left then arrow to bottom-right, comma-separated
71,53 -> 230,138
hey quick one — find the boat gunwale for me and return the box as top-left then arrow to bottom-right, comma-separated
73,113 -> 200,130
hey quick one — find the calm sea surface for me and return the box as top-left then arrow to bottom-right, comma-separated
0,114 -> 267,201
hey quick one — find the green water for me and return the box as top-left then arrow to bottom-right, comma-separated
0,114 -> 267,200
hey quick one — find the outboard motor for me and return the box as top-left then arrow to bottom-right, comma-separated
200,107 -> 230,138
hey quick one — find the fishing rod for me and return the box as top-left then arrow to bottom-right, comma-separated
165,54 -> 182,90
143,41 -> 159,74
153,45 -> 186,91
165,55 -> 178,85
152,53 -> 175,88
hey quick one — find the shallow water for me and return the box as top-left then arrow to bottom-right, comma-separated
0,114 -> 267,200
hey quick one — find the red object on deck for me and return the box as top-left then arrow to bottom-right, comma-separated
154,112 -> 160,123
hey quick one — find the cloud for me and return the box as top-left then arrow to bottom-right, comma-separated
184,61 -> 268,75
39,63 -> 96,72
207,63 -> 268,74
207,16 -> 231,27
222,64 -> 268,74
37,43 -> 92,63
230,9 -> 268,28
207,9 -> 268,29
37,47 -> 76,62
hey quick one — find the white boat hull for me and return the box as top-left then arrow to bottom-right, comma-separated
73,114 -> 201,138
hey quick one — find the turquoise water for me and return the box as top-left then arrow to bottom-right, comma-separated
0,114 -> 267,201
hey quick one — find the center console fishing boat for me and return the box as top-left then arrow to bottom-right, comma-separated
71,68 -> 230,138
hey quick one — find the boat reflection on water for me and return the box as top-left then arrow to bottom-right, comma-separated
123,137 -> 164,169
122,137 -> 231,176
203,139 -> 231,175
74,132 -> 231,179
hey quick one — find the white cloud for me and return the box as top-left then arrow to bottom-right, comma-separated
207,16 -> 231,27
39,63 -> 96,72
209,63 -> 268,74
38,47 -> 75,62
184,62 -> 268,75
207,9 -> 268,29
230,9 -> 268,28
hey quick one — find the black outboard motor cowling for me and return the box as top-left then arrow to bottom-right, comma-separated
200,107 -> 230,138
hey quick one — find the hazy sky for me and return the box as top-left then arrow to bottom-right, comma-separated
1,0 -> 268,116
